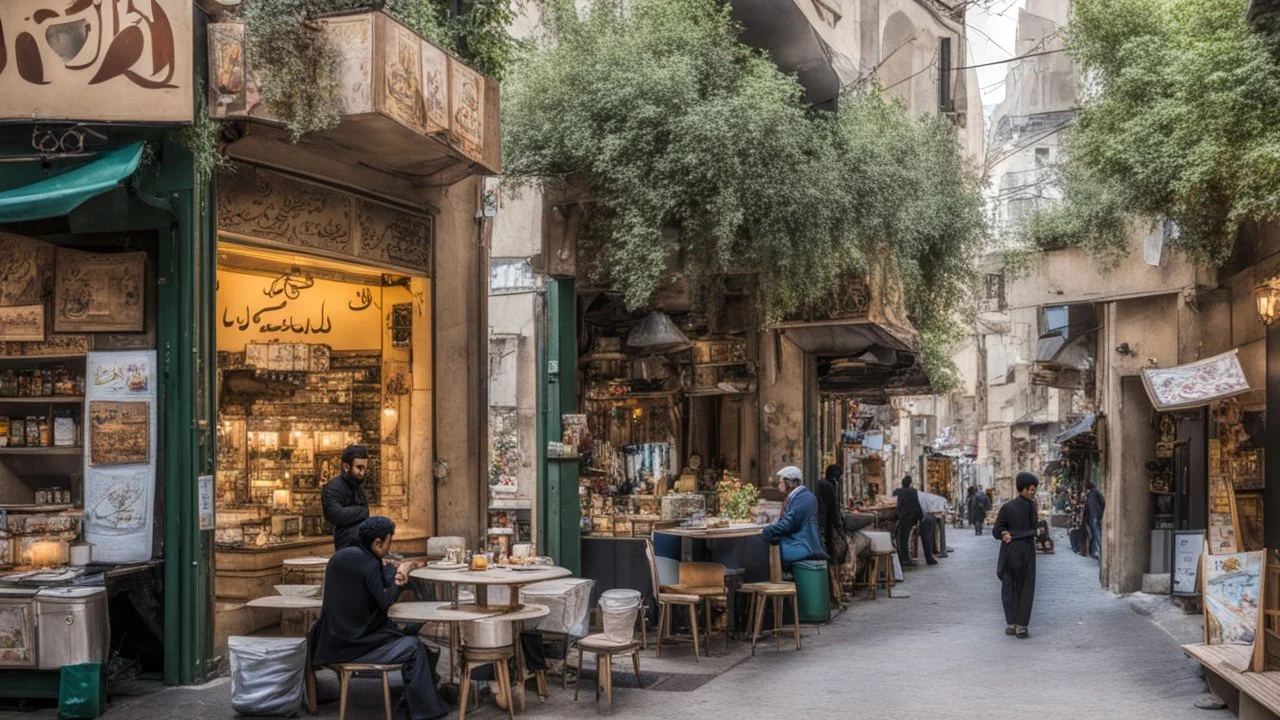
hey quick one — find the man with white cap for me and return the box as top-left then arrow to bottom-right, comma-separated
760,466 -> 829,567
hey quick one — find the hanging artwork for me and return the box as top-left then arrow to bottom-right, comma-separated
0,603 -> 34,667
1202,551 -> 1263,646
0,233 -> 49,306
0,305 -> 45,342
88,402 -> 151,467
54,249 -> 145,333
1141,350 -> 1251,411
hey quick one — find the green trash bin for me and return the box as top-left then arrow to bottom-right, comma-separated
793,560 -> 831,623
59,662 -> 107,719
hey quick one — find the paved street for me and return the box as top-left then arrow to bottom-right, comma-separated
2,529 -> 1218,720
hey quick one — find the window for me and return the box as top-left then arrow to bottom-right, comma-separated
1035,147 -> 1050,167
1042,306 -> 1069,334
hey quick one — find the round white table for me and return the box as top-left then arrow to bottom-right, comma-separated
246,595 -> 323,610
409,565 -> 571,610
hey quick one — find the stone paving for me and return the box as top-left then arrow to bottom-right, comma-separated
0,529 -> 1224,720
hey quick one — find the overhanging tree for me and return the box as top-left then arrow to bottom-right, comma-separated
1024,0 -> 1280,265
503,0 -> 985,389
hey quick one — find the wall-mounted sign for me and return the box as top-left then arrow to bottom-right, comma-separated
216,268 -> 384,352
0,0 -> 193,123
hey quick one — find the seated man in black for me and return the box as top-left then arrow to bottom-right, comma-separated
311,516 -> 446,720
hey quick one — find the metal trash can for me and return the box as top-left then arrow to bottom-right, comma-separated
793,560 -> 831,624
599,589 -> 642,643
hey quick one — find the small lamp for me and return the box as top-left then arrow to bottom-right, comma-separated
1255,277 -> 1280,326
272,488 -> 292,510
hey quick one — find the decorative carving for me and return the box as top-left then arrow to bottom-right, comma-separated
0,233 -> 50,306
380,21 -> 424,130
449,60 -> 484,158
219,166 -> 432,273
218,167 -> 353,253
54,248 -> 145,333
420,41 -> 449,132
357,200 -> 431,271
0,304 -> 44,342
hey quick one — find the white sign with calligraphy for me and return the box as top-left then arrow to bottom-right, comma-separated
0,0 -> 193,123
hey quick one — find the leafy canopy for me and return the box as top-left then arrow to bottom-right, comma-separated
1026,0 -> 1280,265
503,0 -> 985,389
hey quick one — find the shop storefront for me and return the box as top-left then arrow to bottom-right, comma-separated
0,0 -> 213,688
210,165 -> 438,644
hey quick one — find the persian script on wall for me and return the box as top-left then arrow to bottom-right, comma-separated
55,248 -> 145,333
0,0 -> 192,123
218,165 -> 432,273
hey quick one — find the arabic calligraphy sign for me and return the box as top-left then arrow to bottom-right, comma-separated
216,268 -> 383,352
0,0 -> 192,122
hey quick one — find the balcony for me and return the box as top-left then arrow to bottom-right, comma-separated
207,10 -> 500,203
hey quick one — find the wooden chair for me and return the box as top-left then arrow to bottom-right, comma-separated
572,634 -> 643,706
665,561 -> 729,650
330,663 -> 403,720
458,646 -> 516,720
739,545 -> 800,655
643,540 -> 707,661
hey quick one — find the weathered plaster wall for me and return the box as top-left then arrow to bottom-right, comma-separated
759,331 -> 808,480
1006,245 -> 1202,310
429,177 -> 486,539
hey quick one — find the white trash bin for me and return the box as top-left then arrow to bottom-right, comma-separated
598,589 -> 642,643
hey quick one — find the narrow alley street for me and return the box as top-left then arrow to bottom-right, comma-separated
46,530 -> 1215,720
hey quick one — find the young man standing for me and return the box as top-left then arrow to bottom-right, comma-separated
1084,481 -> 1105,561
993,472 -> 1039,639
323,444 -> 370,550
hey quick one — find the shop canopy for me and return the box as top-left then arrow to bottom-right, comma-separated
1140,349 -> 1252,412
0,142 -> 144,223
1055,413 -> 1095,445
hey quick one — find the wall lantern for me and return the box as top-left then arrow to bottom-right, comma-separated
1255,277 -> 1280,326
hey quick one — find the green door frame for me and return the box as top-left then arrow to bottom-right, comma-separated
539,279 -> 580,574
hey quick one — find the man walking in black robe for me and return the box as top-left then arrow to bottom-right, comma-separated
311,516 -> 446,720
993,472 -> 1039,639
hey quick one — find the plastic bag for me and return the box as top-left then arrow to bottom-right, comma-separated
229,636 -> 307,717
59,662 -> 106,719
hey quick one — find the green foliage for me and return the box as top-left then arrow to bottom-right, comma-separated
177,85 -> 231,181
503,0 -> 984,389
241,0 -> 345,140
1041,0 -> 1280,265
1020,161 -> 1131,265
239,0 -> 521,141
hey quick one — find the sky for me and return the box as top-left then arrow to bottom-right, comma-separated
966,0 -> 1029,109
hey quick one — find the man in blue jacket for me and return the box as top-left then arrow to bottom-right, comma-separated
761,466 -> 829,566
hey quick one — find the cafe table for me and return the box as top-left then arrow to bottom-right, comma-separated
409,565 -> 571,610
246,594 -> 324,638
654,525 -> 767,637
388,601 -> 552,712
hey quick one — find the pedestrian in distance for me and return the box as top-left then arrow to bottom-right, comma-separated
895,475 -> 932,567
968,485 -> 991,536
1084,481 -> 1105,561
994,472 -> 1039,639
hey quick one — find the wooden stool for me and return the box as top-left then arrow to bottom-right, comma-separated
458,646 -> 516,720
739,545 -> 800,655
573,634 -> 643,706
331,663 -> 403,720
862,550 -> 895,600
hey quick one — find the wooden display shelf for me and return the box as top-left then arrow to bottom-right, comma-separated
0,354 -> 85,363
0,397 -> 84,404
0,446 -> 81,455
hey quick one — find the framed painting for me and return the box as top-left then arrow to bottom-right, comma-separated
55,248 -> 146,333
0,305 -> 45,342
88,401 -> 151,467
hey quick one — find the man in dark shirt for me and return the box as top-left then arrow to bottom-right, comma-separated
817,465 -> 846,561
310,516 -> 446,720
967,485 -> 991,535
323,445 -> 370,550
994,472 -> 1040,639
895,475 -> 931,567
1084,481 -> 1105,560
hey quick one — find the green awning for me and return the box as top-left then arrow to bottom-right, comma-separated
0,142 -> 144,223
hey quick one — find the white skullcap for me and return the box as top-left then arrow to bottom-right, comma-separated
776,466 -> 803,480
